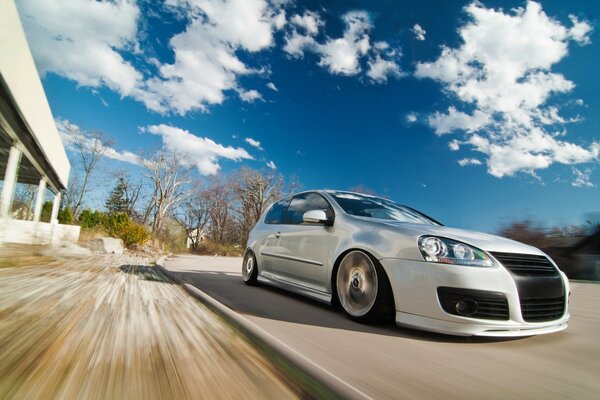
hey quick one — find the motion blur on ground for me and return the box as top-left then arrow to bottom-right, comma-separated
0,245 -> 304,400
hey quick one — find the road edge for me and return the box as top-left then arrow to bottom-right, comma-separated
156,256 -> 360,400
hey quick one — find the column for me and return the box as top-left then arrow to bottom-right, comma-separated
32,178 -> 47,222
50,192 -> 61,224
0,145 -> 22,219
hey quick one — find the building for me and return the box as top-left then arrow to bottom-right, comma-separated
0,0 -> 79,245
186,228 -> 206,249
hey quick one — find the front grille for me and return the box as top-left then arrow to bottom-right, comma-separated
520,297 -> 566,322
437,287 -> 509,320
491,252 -> 557,276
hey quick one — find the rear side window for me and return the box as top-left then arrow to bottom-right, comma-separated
284,193 -> 332,225
264,198 -> 289,224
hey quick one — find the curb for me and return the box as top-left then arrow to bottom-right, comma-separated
156,257 -> 365,400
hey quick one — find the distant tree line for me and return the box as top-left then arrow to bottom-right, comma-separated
498,219 -> 599,249
57,127 -> 298,253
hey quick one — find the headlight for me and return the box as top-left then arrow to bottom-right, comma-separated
418,236 -> 493,267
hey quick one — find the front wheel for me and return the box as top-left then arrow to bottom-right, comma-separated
242,250 -> 258,285
336,250 -> 392,323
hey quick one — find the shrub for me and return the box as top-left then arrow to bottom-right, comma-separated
113,220 -> 149,247
78,209 -> 104,229
40,201 -> 53,223
102,212 -> 129,237
78,210 -> 148,247
58,207 -> 74,224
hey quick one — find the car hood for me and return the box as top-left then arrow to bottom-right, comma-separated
379,221 -> 544,255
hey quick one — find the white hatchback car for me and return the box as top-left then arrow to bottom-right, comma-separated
242,190 -> 569,337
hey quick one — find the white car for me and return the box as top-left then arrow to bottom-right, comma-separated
242,190 -> 569,337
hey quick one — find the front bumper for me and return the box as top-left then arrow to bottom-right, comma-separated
379,258 -> 570,337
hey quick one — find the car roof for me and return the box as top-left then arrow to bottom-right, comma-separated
288,189 -> 381,198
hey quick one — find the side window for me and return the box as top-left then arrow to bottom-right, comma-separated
264,198 -> 289,224
284,193 -> 333,225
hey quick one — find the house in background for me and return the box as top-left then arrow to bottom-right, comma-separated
186,228 -> 206,250
0,0 -> 79,245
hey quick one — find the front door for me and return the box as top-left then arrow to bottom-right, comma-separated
274,192 -> 336,293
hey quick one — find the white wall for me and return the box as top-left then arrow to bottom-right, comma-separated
0,0 -> 71,189
0,219 -> 80,245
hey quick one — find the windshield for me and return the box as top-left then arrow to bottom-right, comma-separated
329,192 -> 441,225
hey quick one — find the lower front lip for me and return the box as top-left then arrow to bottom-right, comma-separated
379,258 -> 569,331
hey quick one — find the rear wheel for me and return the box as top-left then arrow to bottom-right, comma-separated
336,250 -> 392,323
242,250 -> 258,285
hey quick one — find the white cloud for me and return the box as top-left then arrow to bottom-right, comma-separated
458,158 -> 482,166
427,107 -> 491,135
266,160 -> 277,169
317,11 -> 372,75
266,82 -> 278,91
19,0 -> 288,115
412,24 -> 426,41
284,11 -> 402,83
572,167 -> 594,188
291,11 -> 323,35
273,9 -> 287,30
56,119 -> 141,165
144,124 -> 253,175
245,137 -> 264,150
20,1 -> 402,114
406,113 -> 417,123
415,1 -> 598,178
367,55 -> 403,83
238,89 -> 263,103
569,15 -> 592,45
138,0 -> 287,114
465,131 -> 600,177
18,0 -> 142,97
449,140 -> 461,151
283,30 -> 318,57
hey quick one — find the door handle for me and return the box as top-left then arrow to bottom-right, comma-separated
275,232 -> 281,238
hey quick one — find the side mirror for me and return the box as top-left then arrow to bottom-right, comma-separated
302,209 -> 333,226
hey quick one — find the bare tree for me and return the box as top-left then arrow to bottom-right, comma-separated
498,219 -> 547,248
12,184 -> 37,220
63,128 -> 112,215
203,176 -> 233,244
230,167 -> 286,244
63,169 -> 82,213
175,184 -> 211,250
143,148 -> 192,233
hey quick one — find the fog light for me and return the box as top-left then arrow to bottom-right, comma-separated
455,299 -> 478,316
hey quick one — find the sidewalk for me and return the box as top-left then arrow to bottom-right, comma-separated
0,249 -> 300,399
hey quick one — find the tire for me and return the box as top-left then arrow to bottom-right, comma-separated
242,250 -> 258,285
336,250 -> 393,323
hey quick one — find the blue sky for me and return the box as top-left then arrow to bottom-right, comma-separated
16,0 -> 600,232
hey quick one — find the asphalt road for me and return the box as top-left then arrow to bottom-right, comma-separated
164,255 -> 600,400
